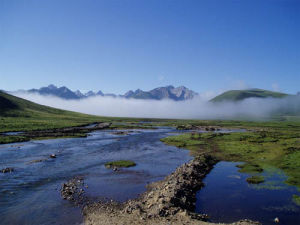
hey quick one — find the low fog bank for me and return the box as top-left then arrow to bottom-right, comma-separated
13,92 -> 300,119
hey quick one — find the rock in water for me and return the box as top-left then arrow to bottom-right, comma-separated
1,167 -> 14,173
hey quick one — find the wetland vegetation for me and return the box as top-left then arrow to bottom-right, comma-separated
161,121 -> 300,190
105,160 -> 137,168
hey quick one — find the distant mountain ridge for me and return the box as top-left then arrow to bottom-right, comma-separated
23,84 -> 198,101
124,85 -> 197,101
210,88 -> 290,102
28,85 -> 80,99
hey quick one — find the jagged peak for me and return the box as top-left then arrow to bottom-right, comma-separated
47,84 -> 57,89
25,85 -> 198,101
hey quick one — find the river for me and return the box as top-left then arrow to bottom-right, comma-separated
0,128 -> 299,225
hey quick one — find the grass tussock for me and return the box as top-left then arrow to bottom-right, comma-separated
292,195 -> 300,206
105,160 -> 136,168
246,176 -> 265,184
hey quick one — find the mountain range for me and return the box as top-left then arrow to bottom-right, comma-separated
24,85 -> 198,101
13,85 -> 297,103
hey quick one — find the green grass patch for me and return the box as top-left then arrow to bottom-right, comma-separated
161,133 -> 205,148
0,135 -> 30,144
292,195 -> 300,206
246,175 -> 265,184
105,160 -> 136,168
236,163 -> 263,173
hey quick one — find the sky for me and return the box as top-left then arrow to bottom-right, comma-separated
0,0 -> 299,95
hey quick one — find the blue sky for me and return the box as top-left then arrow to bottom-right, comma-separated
0,0 -> 299,94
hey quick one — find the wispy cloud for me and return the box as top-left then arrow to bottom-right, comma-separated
158,75 -> 165,81
232,80 -> 250,90
272,83 -> 280,92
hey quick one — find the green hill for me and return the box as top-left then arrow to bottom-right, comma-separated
210,89 -> 289,102
0,91 -> 105,132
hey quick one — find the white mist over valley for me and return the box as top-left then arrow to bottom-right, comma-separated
13,91 -> 300,119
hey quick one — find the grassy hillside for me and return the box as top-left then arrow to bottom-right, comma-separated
211,88 -> 289,102
0,91 -> 106,132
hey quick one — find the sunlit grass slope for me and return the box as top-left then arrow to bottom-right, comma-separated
211,88 -> 289,102
0,91 -> 106,132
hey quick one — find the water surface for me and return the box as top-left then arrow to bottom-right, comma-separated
2,129 -> 299,225
0,128 -> 192,225
196,162 -> 300,225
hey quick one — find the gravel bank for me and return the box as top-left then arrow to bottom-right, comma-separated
83,155 -> 260,225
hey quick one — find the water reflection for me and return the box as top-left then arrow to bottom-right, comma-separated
196,162 -> 300,225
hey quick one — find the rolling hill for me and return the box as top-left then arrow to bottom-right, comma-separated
0,91 -> 104,132
210,89 -> 289,102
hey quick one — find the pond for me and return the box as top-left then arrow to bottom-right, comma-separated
195,161 -> 300,225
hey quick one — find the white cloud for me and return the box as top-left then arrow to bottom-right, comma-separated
12,92 -> 299,119
197,91 -> 218,101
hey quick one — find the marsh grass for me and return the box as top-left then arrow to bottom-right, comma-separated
246,175 -> 265,184
105,160 -> 136,168
161,127 -> 300,189
292,195 -> 300,206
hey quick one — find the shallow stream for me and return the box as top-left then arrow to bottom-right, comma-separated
0,128 -> 192,224
0,128 -> 299,224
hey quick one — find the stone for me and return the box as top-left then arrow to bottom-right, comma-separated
1,167 -> 14,173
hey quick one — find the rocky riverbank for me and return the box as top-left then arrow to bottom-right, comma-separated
61,176 -> 87,205
82,155 -> 260,225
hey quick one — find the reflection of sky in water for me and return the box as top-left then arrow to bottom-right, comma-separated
1,128 -> 299,225
196,162 -> 300,225
0,128 -> 192,225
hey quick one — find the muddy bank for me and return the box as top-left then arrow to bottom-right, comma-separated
82,155 -> 260,225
